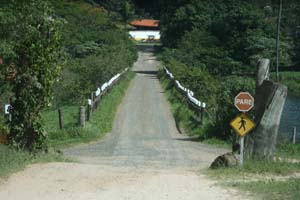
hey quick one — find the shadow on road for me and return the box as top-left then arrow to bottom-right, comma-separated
134,70 -> 158,75
135,44 -> 162,53
174,137 -> 201,142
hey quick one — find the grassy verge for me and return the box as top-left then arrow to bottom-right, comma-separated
206,157 -> 300,199
276,143 -> 300,160
159,70 -> 300,199
207,159 -> 300,178
42,71 -> 135,148
271,71 -> 300,97
0,144 -> 67,178
205,138 -> 300,199
237,178 -> 300,200
158,71 -> 230,149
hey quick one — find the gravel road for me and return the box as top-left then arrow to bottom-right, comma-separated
0,46 -> 245,200
63,46 -> 225,169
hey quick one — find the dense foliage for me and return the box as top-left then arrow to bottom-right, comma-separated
0,0 -> 64,150
50,1 -> 137,105
0,0 -> 137,150
160,0 -> 295,70
157,0 -> 296,140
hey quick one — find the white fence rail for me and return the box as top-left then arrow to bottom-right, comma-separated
164,67 -> 206,110
86,67 -> 129,121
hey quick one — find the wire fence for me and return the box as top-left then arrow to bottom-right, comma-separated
277,126 -> 299,144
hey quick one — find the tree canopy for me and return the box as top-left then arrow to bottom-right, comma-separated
0,0 -> 137,150
1,0 -> 64,150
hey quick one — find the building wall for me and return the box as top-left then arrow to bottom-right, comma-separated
129,30 -> 160,41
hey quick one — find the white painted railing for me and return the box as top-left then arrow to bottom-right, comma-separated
164,67 -> 206,109
86,68 -> 129,120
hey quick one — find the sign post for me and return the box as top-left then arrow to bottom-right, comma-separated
230,113 -> 255,166
231,92 -> 255,166
240,137 -> 244,165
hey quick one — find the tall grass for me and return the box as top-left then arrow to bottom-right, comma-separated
276,143 -> 300,160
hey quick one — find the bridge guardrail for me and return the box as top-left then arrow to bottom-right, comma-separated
163,67 -> 206,123
57,68 -> 130,128
86,68 -> 129,122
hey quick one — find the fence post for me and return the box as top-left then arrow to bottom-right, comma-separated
58,108 -> 64,129
90,92 -> 95,112
200,108 -> 204,124
79,106 -> 86,127
293,127 -> 297,144
87,99 -> 92,121
197,108 -> 203,124
201,103 -> 206,123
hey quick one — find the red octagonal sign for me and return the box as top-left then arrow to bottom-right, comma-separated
234,92 -> 254,112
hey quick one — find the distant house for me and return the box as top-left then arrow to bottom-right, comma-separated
129,19 -> 160,41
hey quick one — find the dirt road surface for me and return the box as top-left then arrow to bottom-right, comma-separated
0,46 -> 244,200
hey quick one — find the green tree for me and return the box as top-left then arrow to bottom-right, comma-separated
172,29 -> 239,75
1,0 -> 64,151
119,0 -> 135,23
0,3 -> 14,108
160,0 -> 212,48
50,0 -> 137,105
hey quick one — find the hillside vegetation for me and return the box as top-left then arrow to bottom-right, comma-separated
156,0 -> 300,142
51,0 -> 137,105
0,0 -> 137,150
151,1 -> 300,198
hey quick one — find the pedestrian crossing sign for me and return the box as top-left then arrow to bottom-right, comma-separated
230,113 -> 256,137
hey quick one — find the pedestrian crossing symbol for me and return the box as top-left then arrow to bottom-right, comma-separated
230,113 -> 256,137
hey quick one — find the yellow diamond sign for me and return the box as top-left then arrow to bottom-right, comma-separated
230,113 -> 256,137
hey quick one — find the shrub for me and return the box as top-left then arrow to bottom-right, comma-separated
166,59 -> 219,111
214,76 -> 255,140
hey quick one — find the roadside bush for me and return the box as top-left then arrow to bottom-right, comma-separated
163,59 -> 220,140
166,59 -> 219,111
163,59 -> 255,141
214,76 -> 255,140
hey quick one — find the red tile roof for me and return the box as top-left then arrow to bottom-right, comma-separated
130,19 -> 159,28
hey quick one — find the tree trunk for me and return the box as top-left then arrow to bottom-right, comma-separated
245,59 -> 288,159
